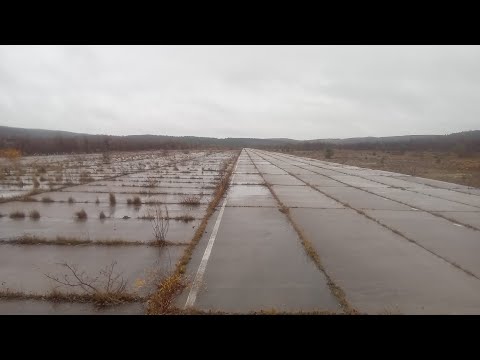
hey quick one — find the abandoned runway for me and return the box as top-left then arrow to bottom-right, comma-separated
179,149 -> 480,314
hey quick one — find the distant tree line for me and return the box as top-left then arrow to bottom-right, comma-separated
1,126 -> 479,156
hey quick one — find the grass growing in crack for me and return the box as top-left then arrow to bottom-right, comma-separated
99,211 -> 106,220
9,211 -> 25,219
75,209 -> 88,220
109,193 -> 116,206
145,273 -> 185,314
68,196 -> 75,204
41,196 -> 54,203
29,210 -> 40,220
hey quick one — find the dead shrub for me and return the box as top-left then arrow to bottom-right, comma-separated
44,261 -> 132,306
132,196 -> 142,206
75,209 -> 88,220
109,193 -> 116,206
149,205 -> 170,246
29,210 -> 41,220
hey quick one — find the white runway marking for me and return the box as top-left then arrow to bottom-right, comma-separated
184,152 -> 241,308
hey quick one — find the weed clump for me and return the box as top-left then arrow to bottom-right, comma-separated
9,211 -> 25,219
41,196 -> 54,203
29,210 -> 41,220
75,209 -> 88,220
99,211 -> 106,220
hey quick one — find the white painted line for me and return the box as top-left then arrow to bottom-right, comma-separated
184,150 -> 241,309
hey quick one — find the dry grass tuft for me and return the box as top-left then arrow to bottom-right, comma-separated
9,211 -> 25,219
29,210 -> 41,220
75,209 -> 88,220
146,273 -> 185,314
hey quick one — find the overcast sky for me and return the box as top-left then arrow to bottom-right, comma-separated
0,45 -> 479,140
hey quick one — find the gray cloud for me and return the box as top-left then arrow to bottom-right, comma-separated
0,45 -> 479,139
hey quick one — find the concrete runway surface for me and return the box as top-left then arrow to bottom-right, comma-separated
180,149 -> 480,314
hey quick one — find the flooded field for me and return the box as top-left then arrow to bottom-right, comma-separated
0,149 -> 237,314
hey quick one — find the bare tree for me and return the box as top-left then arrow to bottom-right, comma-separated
45,261 -> 129,305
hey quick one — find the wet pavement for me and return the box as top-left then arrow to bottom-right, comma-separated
0,150 -> 236,314
179,148 -> 480,314
3,148 -> 480,314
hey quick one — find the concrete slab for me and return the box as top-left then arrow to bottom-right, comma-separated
318,186 -> 412,210
295,174 -> 346,187
191,207 -> 341,313
363,175 -> 431,189
411,188 -> 480,208
263,174 -> 306,186
328,175 -> 389,188
278,166 -> 317,175
365,209 -> 480,278
367,187 -> 479,212
397,176 -> 472,190
0,244 -> 182,295
226,185 -> 277,207
0,215 -> 198,243
433,211 -> 480,229
254,166 -> 288,175
232,173 -> 264,185
271,185 -> 344,209
290,208 -> 480,314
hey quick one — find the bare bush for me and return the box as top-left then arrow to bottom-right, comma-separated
109,193 -> 116,206
45,261 -> 130,306
149,206 -> 170,245
132,196 -> 142,206
75,209 -> 87,220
